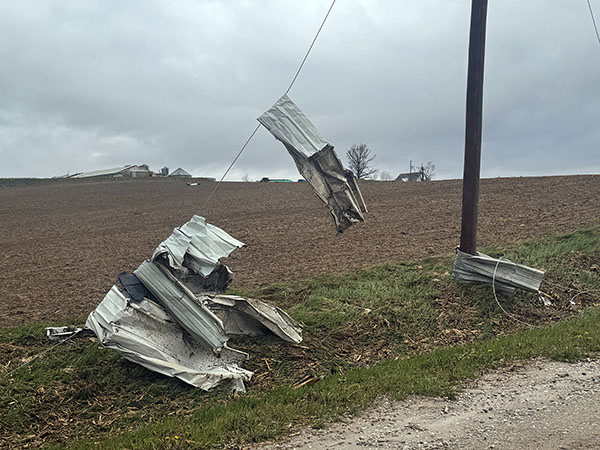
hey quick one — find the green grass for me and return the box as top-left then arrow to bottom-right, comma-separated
1,227 -> 599,448
53,309 -> 600,449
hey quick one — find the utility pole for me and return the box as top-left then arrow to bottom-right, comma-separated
459,0 -> 488,255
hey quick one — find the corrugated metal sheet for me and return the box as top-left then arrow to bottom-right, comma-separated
86,286 -> 251,391
152,215 -> 244,276
452,250 -> 544,294
258,95 -> 367,233
134,260 -> 229,351
204,295 -> 303,344
87,216 -> 302,391
258,95 -> 329,158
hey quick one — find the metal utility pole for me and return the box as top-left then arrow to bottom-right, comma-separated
459,0 -> 488,255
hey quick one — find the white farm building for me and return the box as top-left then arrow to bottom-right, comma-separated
63,164 -> 153,179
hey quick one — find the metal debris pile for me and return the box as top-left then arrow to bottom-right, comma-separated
86,215 -> 302,392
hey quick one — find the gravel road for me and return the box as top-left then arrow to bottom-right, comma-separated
258,359 -> 600,449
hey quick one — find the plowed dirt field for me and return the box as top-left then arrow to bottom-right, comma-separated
1,175 -> 599,327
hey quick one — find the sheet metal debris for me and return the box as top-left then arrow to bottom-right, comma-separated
86,216 -> 302,392
452,249 -> 544,295
45,326 -> 82,341
258,95 -> 367,232
86,286 -> 251,392
203,294 -> 302,344
152,215 -> 244,276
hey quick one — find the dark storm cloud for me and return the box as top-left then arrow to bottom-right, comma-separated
0,0 -> 599,179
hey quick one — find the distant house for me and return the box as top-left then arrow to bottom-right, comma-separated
395,171 -> 422,182
67,164 -> 153,179
259,177 -> 293,183
169,168 -> 192,178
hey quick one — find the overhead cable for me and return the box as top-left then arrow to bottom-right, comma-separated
201,0 -> 338,209
284,0 -> 338,95
587,0 -> 600,47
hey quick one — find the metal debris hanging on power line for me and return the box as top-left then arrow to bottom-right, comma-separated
258,95 -> 367,233
452,249 -> 545,295
86,216 -> 302,392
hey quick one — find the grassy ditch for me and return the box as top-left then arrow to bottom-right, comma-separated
0,227 -> 599,448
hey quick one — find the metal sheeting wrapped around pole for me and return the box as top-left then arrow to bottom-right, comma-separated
452,249 -> 544,295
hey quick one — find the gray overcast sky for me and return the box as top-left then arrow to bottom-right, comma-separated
1,0 -> 599,180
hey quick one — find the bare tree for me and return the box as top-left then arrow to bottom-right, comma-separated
346,143 -> 377,179
417,161 -> 436,181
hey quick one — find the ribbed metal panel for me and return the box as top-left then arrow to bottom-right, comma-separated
134,260 -> 228,351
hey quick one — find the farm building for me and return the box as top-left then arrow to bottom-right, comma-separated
395,172 -> 421,182
169,168 -> 192,177
66,164 -> 153,179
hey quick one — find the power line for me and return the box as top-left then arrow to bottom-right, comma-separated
588,0 -> 600,47
285,0 -> 338,96
201,123 -> 261,209
201,0 -> 338,209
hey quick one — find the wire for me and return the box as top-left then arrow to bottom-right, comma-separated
5,329 -> 83,377
284,0 -> 338,96
200,0 -> 338,209
491,256 -> 533,327
587,0 -> 600,47
200,123 -> 261,209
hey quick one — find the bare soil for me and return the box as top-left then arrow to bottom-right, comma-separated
0,175 -> 599,327
257,358 -> 600,450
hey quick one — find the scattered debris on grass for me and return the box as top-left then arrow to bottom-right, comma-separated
45,326 -> 82,341
1,228 -> 598,448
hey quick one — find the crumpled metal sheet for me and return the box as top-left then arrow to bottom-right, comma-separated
152,215 -> 244,276
86,217 -> 303,391
86,286 -> 251,392
258,95 -> 367,233
203,295 -> 303,344
452,249 -> 545,294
